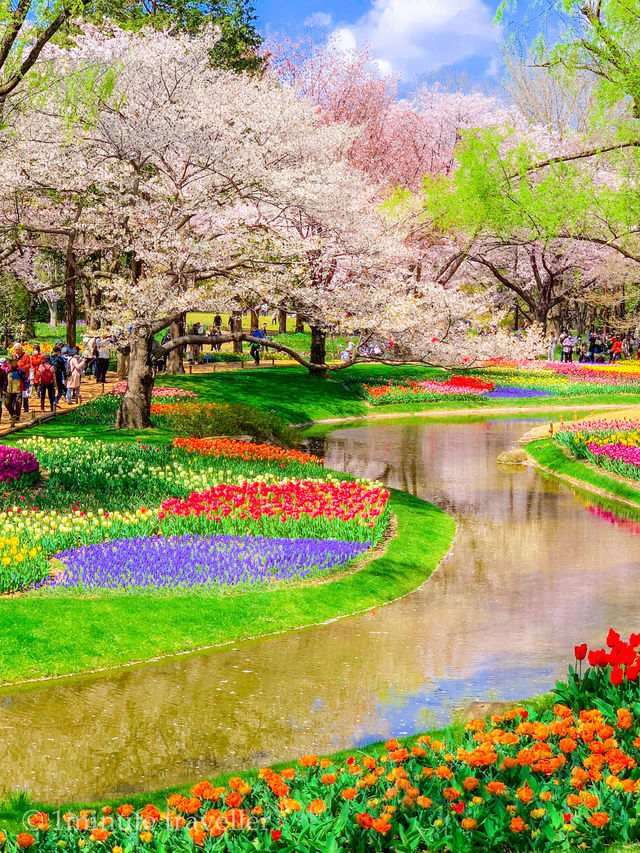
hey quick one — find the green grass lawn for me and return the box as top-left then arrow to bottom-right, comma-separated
0,489 -> 454,685
526,438 -> 640,506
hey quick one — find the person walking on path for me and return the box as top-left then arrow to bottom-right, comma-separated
5,356 -> 27,426
611,336 -> 623,362
50,346 -> 67,405
82,336 -> 97,377
249,324 -> 268,366
15,346 -> 31,413
30,345 -> 44,397
0,358 -> 7,425
95,337 -> 111,383
38,356 -> 56,413
66,350 -> 86,404
561,333 -> 575,363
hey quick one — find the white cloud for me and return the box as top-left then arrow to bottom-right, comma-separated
329,0 -> 501,78
485,56 -> 500,77
304,11 -> 333,29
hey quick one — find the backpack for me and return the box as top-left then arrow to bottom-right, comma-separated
7,374 -> 21,394
40,364 -> 54,384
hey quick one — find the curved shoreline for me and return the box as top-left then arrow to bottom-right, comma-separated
293,401 -> 631,428
0,489 -> 456,690
524,437 -> 640,510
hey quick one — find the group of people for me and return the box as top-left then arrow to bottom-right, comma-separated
0,335 -> 113,426
549,330 -> 640,363
163,317 -> 273,367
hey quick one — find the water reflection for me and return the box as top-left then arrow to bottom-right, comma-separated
2,418 -> 640,803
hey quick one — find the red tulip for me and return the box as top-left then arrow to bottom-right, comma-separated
607,628 -> 621,648
610,666 -> 624,686
574,644 -> 587,661
271,830 -> 282,842
588,649 -> 608,668
630,633 -> 640,648
451,802 -> 464,814
626,665 -> 639,682
563,813 -> 572,824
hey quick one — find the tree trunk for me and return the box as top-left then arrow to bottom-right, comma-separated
534,303 -> 549,336
115,327 -> 155,429
166,314 -> 185,374
295,315 -> 304,334
250,308 -> 259,329
24,292 -> 36,339
278,309 -> 287,334
47,298 -> 58,327
309,326 -> 327,376
232,311 -> 243,354
65,257 -> 77,347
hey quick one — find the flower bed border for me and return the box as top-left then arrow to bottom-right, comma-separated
524,438 -> 640,509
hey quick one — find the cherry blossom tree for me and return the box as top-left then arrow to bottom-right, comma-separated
267,36 -> 511,192
2,25 -> 420,426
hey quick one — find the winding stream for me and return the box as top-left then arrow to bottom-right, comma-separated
3,416 -> 640,804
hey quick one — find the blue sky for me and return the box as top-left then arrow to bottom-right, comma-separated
253,0 -> 510,88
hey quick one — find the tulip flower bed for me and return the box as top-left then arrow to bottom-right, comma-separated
12,437 -> 324,505
63,386 -> 198,426
0,436 -> 389,594
173,438 -> 323,469
358,362 -> 640,407
9,630 -> 640,853
112,381 -> 197,399
361,376 -> 494,405
0,446 -> 39,488
158,480 -> 390,544
555,419 -> 640,482
50,534 -> 370,590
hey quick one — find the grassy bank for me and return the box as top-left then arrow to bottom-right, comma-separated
0,489 -> 455,685
526,438 -> 640,507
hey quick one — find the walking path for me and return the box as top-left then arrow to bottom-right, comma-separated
0,359 -> 305,438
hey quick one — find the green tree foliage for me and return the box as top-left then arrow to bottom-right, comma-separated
497,1 -> 640,117
0,0 -> 262,115
410,1 -> 640,262
91,0 -> 263,71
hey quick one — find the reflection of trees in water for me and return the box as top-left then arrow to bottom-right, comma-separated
5,419 -> 640,803
0,606 -> 431,802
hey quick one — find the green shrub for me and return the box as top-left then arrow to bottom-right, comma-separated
162,402 -> 297,445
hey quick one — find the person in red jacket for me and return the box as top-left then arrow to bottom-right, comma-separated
30,344 -> 44,393
14,346 -> 31,413
38,356 -> 56,413
611,337 -> 623,362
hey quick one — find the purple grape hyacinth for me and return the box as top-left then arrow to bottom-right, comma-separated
52,534 -> 371,590
485,386 -> 555,399
0,445 -> 39,486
